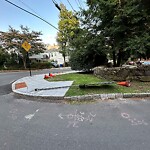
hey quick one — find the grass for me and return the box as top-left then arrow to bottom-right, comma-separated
47,73 -> 150,97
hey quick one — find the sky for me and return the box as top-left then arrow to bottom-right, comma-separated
0,0 -> 87,45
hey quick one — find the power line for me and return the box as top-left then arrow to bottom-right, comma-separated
52,0 -> 77,21
52,0 -> 77,13
66,0 -> 77,12
18,0 -> 40,16
77,0 -> 83,9
75,0 -> 81,9
58,0 -> 63,4
52,0 -> 61,11
79,0 -> 85,9
4,0 -> 59,31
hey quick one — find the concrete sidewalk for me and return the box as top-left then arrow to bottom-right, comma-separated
12,72 -> 75,98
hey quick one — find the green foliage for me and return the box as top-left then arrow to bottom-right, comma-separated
0,25 -> 46,69
0,46 -> 9,68
31,62 -> 51,69
72,0 -> 150,68
57,4 -> 79,65
57,4 -> 79,43
69,27 -> 108,70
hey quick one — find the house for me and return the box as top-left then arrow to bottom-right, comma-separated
29,53 -> 50,63
45,44 -> 68,65
29,44 -> 68,65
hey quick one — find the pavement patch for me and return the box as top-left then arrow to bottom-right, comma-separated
15,82 -> 27,90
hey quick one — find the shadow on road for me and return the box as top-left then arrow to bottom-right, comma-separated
0,84 -> 12,95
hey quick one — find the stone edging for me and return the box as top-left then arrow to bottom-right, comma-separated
12,91 -> 150,102
64,93 -> 150,101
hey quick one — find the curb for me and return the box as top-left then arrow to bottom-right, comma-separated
64,93 -> 150,101
13,92 -> 150,102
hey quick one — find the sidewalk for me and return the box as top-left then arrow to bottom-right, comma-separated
12,72 -> 75,99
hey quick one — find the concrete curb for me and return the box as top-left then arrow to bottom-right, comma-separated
64,93 -> 150,101
13,92 -> 150,102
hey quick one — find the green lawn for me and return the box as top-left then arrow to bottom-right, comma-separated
47,73 -> 150,97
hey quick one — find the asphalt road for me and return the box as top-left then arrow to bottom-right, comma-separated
0,68 -> 150,150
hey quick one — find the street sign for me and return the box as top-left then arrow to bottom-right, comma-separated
22,41 -> 31,52
22,41 -> 32,76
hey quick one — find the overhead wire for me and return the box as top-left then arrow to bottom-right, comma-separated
78,0 -> 85,9
52,0 -> 77,13
66,0 -> 77,12
77,0 -> 83,9
58,0 -> 63,4
4,0 -> 59,31
75,0 -> 81,9
51,0 -> 61,11
18,0 -> 41,16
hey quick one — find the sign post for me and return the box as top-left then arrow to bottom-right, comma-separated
22,41 -> 32,76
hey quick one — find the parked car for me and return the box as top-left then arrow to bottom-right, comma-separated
51,61 -> 59,68
141,61 -> 150,66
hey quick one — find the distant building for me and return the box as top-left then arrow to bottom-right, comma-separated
45,44 -> 59,50
29,53 -> 50,63
45,44 -> 68,65
29,44 -> 68,65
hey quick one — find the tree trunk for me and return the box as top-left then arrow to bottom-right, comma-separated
63,55 -> 66,67
22,57 -> 27,69
116,50 -> 122,67
113,51 -> 117,67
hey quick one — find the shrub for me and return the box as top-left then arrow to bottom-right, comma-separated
31,62 -> 52,69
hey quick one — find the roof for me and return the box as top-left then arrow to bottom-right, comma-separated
45,44 -> 59,50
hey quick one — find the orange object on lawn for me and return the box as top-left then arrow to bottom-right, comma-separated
44,75 -> 50,79
49,73 -> 56,77
117,81 -> 131,87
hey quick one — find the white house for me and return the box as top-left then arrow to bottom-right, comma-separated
45,44 -> 69,65
29,44 -> 68,65
29,53 -> 50,63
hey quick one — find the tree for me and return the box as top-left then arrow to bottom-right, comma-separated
57,4 -> 79,66
70,28 -> 108,70
0,25 -> 46,69
79,0 -> 149,66
0,46 -> 9,68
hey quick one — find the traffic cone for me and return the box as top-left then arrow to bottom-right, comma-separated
117,81 -> 131,87
49,73 -> 56,77
44,74 -> 50,79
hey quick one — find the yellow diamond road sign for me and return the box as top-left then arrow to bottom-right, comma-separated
22,41 -> 31,52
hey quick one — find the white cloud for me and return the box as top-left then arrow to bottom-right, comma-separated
41,35 -> 57,45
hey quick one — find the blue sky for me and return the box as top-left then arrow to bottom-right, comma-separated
0,0 -> 87,45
